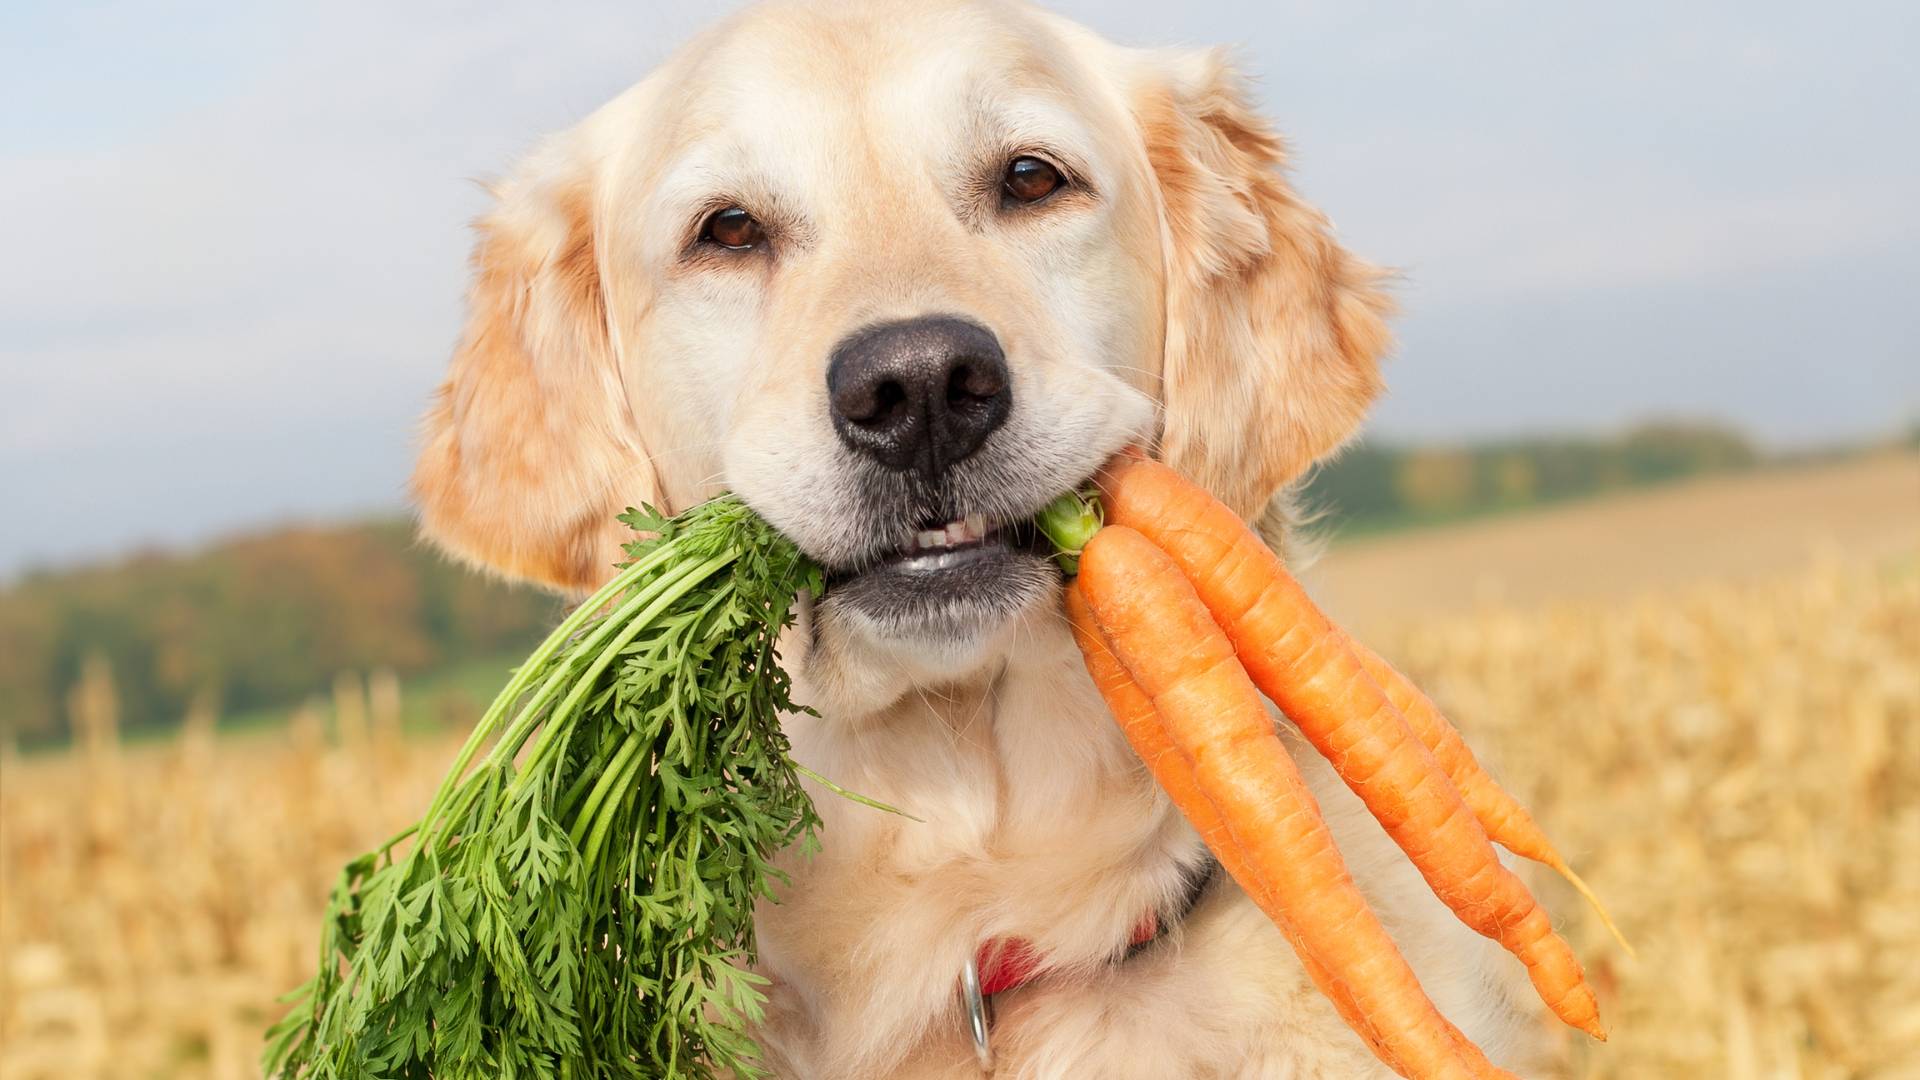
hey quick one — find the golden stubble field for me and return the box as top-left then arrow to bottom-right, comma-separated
3,452 -> 1917,1079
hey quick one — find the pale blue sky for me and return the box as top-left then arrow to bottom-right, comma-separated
3,0 -> 1916,576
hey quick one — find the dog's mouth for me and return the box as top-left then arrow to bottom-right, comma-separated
820,508 -> 1061,638
868,513 -> 1049,572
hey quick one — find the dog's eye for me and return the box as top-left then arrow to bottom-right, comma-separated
1003,156 -> 1063,204
701,207 -> 765,251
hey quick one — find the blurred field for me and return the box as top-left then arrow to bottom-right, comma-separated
4,457 -> 1918,1078
0,683 -> 466,1078
1310,451 -> 1920,635
1378,547 -> 1919,1078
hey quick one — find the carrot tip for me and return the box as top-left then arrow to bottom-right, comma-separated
1551,858 -> 1636,959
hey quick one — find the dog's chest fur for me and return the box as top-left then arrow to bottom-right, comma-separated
748,615 -> 1558,1079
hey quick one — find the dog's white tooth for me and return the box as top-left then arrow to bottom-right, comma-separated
945,521 -> 968,545
963,513 -> 987,539
917,529 -> 947,549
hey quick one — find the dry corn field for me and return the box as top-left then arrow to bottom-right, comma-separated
1388,550 -> 1920,1078
4,459 -> 1917,1079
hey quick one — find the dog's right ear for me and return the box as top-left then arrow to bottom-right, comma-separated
411,140 -> 659,594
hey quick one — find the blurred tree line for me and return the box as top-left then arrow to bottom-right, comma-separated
0,521 -> 560,745
1300,420 -> 1760,533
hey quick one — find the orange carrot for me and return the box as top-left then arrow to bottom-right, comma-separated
1067,583 -> 1539,1077
1076,528 -> 1511,1080
1065,583 -> 1404,1072
1097,455 -> 1604,1040
1345,635 -> 1632,954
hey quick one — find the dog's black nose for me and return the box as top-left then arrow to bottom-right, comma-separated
827,316 -> 1011,476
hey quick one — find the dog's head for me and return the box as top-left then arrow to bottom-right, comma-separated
412,0 -> 1390,708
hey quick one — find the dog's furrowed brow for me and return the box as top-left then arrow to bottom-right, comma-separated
649,159 -> 812,258
960,93 -> 1102,186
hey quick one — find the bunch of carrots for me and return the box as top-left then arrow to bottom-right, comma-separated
1050,453 -> 1628,1080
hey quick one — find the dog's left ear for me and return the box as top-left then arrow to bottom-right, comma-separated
1135,49 -> 1394,518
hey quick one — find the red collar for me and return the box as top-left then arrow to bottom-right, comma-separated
973,909 -> 1160,997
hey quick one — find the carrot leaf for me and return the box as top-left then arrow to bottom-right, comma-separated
265,495 -> 829,1080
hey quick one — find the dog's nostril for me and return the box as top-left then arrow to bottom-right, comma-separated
831,378 -> 905,426
947,361 -> 1003,406
872,381 -> 908,423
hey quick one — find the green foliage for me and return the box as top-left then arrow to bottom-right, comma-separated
0,522 -> 557,742
264,496 -> 826,1080
1303,421 -> 1761,534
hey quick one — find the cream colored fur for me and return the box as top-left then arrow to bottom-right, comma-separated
410,1 -> 1561,1075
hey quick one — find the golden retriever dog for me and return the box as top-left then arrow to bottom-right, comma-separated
411,0 -> 1560,1075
